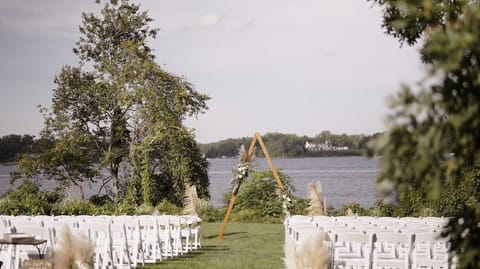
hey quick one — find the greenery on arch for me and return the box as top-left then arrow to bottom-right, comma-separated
225,170 -> 308,223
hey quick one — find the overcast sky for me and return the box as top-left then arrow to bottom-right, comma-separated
0,0 -> 425,143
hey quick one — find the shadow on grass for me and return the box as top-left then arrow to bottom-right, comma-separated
154,245 -> 230,263
228,232 -> 281,240
204,231 -> 247,239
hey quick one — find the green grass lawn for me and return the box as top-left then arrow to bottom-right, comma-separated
141,222 -> 285,269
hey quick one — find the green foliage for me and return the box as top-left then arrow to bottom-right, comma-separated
261,133 -> 306,157
227,170 -> 308,223
151,129 -> 210,206
231,209 -> 280,224
134,203 -> 156,215
370,200 -> 396,217
51,197 -> 94,215
14,0 -> 210,206
346,203 -> 371,216
233,171 -> 284,220
288,196 -> 309,216
115,199 -> 136,215
369,1 -> 480,267
0,180 -> 61,215
200,137 -> 252,158
198,202 -> 224,222
92,202 -> 117,216
88,194 -> 113,207
367,0 -> 467,47
0,134 -> 45,163
155,200 -> 183,215
200,132 -> 378,158
15,132 -> 100,201
386,164 -> 480,217
443,206 -> 480,269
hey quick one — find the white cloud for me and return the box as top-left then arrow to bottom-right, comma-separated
197,14 -> 221,28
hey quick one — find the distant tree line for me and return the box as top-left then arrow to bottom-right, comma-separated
199,131 -> 382,158
0,134 -> 53,163
1,131 -> 381,162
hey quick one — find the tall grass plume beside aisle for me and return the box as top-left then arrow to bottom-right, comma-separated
284,231 -> 329,269
307,181 -> 326,216
284,181 -> 329,269
52,225 -> 94,269
183,184 -> 200,216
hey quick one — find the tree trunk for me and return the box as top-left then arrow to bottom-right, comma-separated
110,164 -> 120,203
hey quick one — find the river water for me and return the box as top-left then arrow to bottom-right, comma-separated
0,156 -> 380,209
209,156 -> 379,208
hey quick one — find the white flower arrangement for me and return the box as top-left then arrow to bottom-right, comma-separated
282,192 -> 293,217
235,162 -> 250,182
230,145 -> 251,195
231,161 -> 251,195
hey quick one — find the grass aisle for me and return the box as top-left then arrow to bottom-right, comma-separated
142,222 -> 285,269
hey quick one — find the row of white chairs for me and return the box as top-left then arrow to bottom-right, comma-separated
285,215 -> 456,269
0,214 -> 202,269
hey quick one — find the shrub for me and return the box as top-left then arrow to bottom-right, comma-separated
199,200 -> 224,222
0,180 -> 59,215
135,203 -> 156,215
231,209 -> 280,224
88,194 -> 112,206
370,200 -> 396,217
336,203 -> 370,216
92,202 -> 117,215
289,196 -> 309,216
155,200 -> 182,215
52,196 -> 94,215
225,170 -> 306,223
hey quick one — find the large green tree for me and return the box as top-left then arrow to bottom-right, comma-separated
370,0 -> 480,267
17,0 -> 210,205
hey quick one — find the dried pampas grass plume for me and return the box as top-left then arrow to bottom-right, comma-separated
307,181 -> 325,216
295,231 -> 329,269
183,184 -> 200,216
284,231 -> 330,269
53,225 -> 94,269
284,238 -> 297,269
346,208 -> 355,217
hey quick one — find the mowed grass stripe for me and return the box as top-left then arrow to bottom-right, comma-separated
141,222 -> 285,269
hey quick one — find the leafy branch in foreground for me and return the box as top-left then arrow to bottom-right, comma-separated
369,1 -> 480,267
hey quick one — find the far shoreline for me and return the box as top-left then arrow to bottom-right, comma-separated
207,152 -> 366,159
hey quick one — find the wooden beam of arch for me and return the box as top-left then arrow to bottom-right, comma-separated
217,132 -> 285,240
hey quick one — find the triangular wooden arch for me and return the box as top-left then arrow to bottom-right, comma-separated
217,132 -> 285,240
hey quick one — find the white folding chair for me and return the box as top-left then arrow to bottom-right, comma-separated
372,231 -> 413,269
181,215 -> 202,250
109,223 -> 132,269
83,222 -> 111,269
284,215 -> 313,238
333,232 -> 373,269
412,232 -> 450,269
169,216 -> 187,255
118,217 -> 145,267
190,216 -> 202,250
287,222 -> 316,241
138,216 -> 167,262
0,224 -> 14,269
